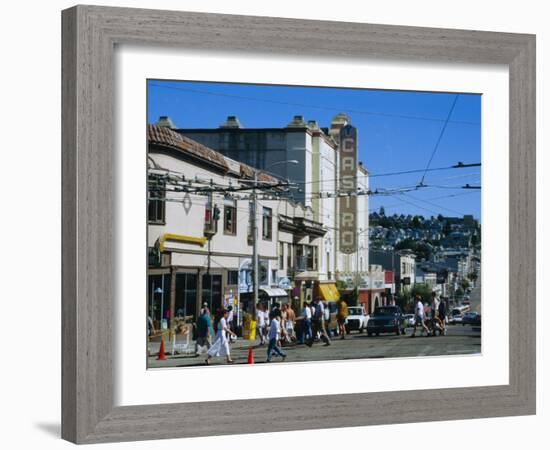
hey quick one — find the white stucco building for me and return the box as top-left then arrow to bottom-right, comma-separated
147,125 -> 327,328
172,112 -> 370,308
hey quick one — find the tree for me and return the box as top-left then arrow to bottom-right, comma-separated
395,239 -> 431,261
411,283 -> 433,304
460,278 -> 470,291
455,286 -> 464,300
395,291 -> 412,312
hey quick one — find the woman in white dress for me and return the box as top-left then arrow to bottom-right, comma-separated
205,310 -> 237,364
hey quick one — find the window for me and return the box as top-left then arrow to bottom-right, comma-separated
175,273 -> 197,319
148,174 -> 165,224
262,207 -> 272,240
296,245 -> 304,270
223,198 -> 237,235
204,201 -> 218,235
247,202 -> 254,242
306,245 -> 318,271
279,242 -> 284,268
287,243 -> 292,269
227,270 -> 239,285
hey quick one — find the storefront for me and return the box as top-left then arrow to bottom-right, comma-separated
259,287 -> 290,307
358,289 -> 370,313
148,267 -> 239,330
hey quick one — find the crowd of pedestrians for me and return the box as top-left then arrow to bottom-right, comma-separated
167,290 -> 451,365
410,292 -> 448,337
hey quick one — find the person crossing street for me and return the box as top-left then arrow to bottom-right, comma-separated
266,314 -> 287,362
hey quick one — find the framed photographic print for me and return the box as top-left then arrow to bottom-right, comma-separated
62,5 -> 535,444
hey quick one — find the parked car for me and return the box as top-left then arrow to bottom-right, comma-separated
367,305 -> 405,336
345,306 -> 369,333
462,311 -> 481,326
403,314 -> 415,327
448,313 -> 463,325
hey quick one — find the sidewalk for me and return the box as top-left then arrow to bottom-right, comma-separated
148,333 -> 259,358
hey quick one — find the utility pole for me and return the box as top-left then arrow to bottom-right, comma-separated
250,160 -> 298,318
251,170 -> 259,317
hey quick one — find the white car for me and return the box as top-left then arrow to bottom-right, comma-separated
403,314 -> 415,327
345,306 -> 369,333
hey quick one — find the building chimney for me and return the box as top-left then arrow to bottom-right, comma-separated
307,120 -> 320,131
287,115 -> 307,128
329,112 -> 350,138
220,115 -> 243,128
156,116 -> 176,129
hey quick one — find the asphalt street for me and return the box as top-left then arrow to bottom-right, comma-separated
148,323 -> 481,368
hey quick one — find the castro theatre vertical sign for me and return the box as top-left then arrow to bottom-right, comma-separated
339,124 -> 357,254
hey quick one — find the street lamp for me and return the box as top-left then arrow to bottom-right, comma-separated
251,159 -> 299,316
153,286 -> 163,325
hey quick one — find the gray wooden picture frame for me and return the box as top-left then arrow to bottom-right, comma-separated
61,5 -> 536,444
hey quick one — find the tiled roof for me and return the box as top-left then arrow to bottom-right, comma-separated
148,124 -> 279,184
148,125 -> 229,171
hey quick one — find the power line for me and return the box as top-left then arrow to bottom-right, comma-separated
419,94 -> 460,185
284,162 -> 480,187
148,83 -> 480,126
399,192 -> 466,216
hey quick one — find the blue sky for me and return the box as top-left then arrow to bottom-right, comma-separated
147,80 -> 481,221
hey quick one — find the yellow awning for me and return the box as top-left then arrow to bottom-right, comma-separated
319,283 -> 340,301
158,233 -> 208,252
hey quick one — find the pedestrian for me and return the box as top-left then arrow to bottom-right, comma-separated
430,292 -> 443,335
438,296 -> 448,336
226,305 -> 235,343
270,302 -> 281,321
411,295 -> 430,337
195,309 -> 212,356
311,297 -> 331,346
205,309 -> 237,365
266,314 -> 287,362
281,304 -> 295,344
300,301 -> 313,344
147,315 -> 155,337
201,302 -> 214,338
337,298 -> 349,339
286,303 -> 296,342
256,303 -> 267,345
263,303 -> 271,342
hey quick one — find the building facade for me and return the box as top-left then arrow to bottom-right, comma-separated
158,112 -> 373,307
147,125 -> 330,331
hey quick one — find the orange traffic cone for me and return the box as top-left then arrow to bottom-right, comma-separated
247,347 -> 255,364
157,336 -> 167,360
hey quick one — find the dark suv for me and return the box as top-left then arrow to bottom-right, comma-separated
367,305 -> 405,336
